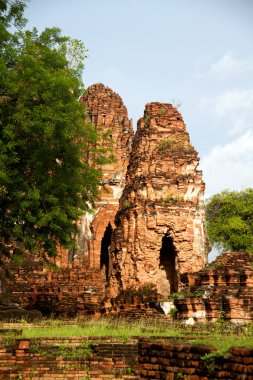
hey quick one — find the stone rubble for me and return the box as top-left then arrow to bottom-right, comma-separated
175,251 -> 253,322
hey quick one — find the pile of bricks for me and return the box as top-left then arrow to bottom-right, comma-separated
176,251 -> 253,322
105,293 -> 170,321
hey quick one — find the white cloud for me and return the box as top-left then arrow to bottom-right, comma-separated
215,89 -> 253,115
210,52 -> 253,79
229,116 -> 250,136
198,88 -> 253,136
201,130 -> 253,197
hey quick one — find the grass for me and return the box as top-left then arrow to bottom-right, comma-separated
0,318 -> 253,353
29,340 -> 92,359
19,318 -> 182,339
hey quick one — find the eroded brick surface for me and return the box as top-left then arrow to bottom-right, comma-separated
0,337 -> 139,379
109,103 -> 209,298
6,257 -> 105,317
0,337 -> 252,379
79,83 -> 133,269
139,339 -> 253,379
176,251 -> 253,322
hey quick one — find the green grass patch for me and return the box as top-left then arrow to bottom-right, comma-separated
1,318 -> 253,353
21,318 -> 181,339
30,340 -> 92,359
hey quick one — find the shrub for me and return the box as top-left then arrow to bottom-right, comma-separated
123,200 -> 131,209
158,137 -> 195,154
169,306 -> 178,320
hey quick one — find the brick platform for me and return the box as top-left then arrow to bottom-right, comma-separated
0,336 -> 252,379
175,251 -> 253,322
6,258 -> 105,318
139,339 -> 253,379
0,337 -> 139,379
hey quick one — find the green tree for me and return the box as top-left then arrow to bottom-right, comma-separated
205,189 -> 253,253
0,0 -> 113,266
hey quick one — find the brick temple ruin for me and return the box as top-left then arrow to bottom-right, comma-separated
109,101 -> 209,298
64,83 -> 209,298
1,83 -> 253,322
57,83 -> 134,272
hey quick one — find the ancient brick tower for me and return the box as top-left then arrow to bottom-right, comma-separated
109,102 -> 210,298
68,84 -> 133,275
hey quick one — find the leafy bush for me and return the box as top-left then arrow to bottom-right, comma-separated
205,189 -> 253,252
158,137 -> 195,154
169,306 -> 178,320
123,200 -> 131,209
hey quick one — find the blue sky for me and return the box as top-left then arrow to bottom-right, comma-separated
25,0 -> 253,197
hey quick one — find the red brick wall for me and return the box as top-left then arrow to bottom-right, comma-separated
139,339 -> 253,379
6,260 -> 105,317
177,252 -> 253,323
1,337 -> 253,379
0,337 -> 139,379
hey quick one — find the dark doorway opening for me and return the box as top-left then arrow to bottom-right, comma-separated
68,249 -> 74,264
100,223 -> 113,280
160,233 -> 178,294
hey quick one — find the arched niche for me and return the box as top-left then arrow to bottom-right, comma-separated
100,223 -> 113,280
159,232 -> 178,295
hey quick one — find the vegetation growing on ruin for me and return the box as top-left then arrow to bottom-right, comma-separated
117,283 -> 157,298
159,108 -> 167,116
168,290 -> 205,300
162,194 -> 184,203
123,200 -> 131,209
158,136 -> 195,153
0,318 -> 253,352
29,340 -> 92,359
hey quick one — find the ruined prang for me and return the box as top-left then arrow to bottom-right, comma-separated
75,84 -> 133,275
109,102 -> 210,297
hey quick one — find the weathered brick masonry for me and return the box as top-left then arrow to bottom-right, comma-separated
5,257 -> 105,318
0,337 -> 253,379
0,337 -> 139,379
2,84 -> 252,323
3,83 -> 134,316
175,251 -> 253,323
109,102 -> 209,298
79,83 -> 133,272
139,339 -> 253,380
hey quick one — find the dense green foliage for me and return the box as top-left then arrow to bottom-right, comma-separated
0,1 -> 112,265
205,189 -> 253,252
